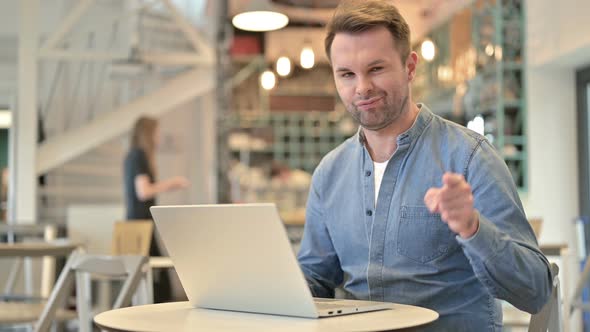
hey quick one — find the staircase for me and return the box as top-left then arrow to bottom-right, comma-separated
38,138 -> 127,223
24,0 -> 216,223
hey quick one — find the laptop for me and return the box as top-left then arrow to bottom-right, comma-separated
150,203 -> 392,318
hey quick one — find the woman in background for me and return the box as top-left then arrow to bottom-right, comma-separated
124,116 -> 188,302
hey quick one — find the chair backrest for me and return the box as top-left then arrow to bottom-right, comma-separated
529,262 -> 562,332
529,218 -> 543,240
34,252 -> 148,332
111,221 -> 153,256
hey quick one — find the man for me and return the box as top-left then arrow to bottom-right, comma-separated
297,1 -> 552,330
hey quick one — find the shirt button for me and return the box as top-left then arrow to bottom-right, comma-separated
366,210 -> 373,216
365,170 -> 371,177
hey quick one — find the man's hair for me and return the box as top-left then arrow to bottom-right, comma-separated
324,0 -> 411,63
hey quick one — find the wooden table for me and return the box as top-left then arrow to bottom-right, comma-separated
539,243 -> 568,256
148,256 -> 173,269
0,241 -> 78,257
95,301 -> 439,332
0,223 -> 57,239
280,209 -> 306,226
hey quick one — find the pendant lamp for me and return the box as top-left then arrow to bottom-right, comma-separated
232,0 -> 289,32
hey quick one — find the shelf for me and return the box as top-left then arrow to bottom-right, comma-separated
229,111 -> 351,174
230,148 -> 273,153
503,100 -> 522,108
504,135 -> 526,145
504,152 -> 526,161
503,62 -> 523,70
450,0 -> 528,189
478,98 -> 522,114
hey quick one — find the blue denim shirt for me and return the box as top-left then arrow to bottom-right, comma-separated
297,105 -> 552,331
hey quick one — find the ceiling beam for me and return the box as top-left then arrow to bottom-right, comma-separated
160,0 -> 215,62
40,0 -> 94,52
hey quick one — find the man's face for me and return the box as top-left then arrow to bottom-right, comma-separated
330,26 -> 416,131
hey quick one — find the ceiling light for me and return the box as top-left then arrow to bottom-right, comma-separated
232,0 -> 289,32
276,56 -> 291,77
260,70 -> 276,90
420,39 -> 436,62
0,110 -> 11,128
300,46 -> 315,69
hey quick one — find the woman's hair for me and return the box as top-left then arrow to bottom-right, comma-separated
131,116 -> 159,175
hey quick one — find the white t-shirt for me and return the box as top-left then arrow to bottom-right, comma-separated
373,160 -> 389,207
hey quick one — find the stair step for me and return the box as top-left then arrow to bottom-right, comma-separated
52,164 -> 122,177
39,186 -> 122,199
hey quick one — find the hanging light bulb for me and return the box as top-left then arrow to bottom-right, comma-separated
232,0 -> 289,32
260,70 -> 276,90
276,56 -> 291,77
420,39 -> 436,62
485,43 -> 495,57
300,45 -> 315,69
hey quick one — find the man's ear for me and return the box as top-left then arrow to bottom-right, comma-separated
405,51 -> 419,82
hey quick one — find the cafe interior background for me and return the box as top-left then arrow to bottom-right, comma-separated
0,0 -> 589,330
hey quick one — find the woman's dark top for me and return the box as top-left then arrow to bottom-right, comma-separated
123,147 -> 171,302
123,147 -> 155,219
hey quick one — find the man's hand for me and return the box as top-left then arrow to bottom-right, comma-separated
424,173 -> 479,239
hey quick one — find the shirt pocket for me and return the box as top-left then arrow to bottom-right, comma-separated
396,205 -> 460,264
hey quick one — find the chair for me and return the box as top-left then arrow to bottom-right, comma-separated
570,252 -> 590,322
111,220 -> 153,256
110,220 -> 177,303
503,262 -> 562,332
35,252 -> 148,332
529,262 -> 562,332
111,220 -> 154,304
529,218 -> 543,240
0,241 -> 79,329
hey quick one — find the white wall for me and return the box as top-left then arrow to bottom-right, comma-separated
524,1 -> 590,329
0,62 -> 16,106
523,0 -> 590,245
524,67 -> 578,244
157,91 -> 217,206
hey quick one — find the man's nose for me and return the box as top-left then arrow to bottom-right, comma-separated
355,76 -> 374,97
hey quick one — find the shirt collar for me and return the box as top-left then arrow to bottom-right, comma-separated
356,103 -> 434,146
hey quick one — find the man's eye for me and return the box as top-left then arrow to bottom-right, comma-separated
341,72 -> 354,78
370,67 -> 383,72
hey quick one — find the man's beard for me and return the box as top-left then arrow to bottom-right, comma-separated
349,94 -> 409,131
